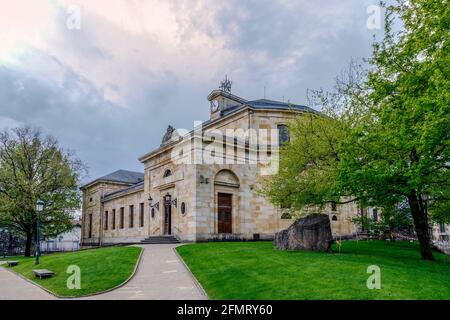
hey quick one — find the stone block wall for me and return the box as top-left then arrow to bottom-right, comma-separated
81,182 -> 131,245
82,106 -> 364,244
102,189 -> 146,244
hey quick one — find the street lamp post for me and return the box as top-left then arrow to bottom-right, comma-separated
35,199 -> 45,265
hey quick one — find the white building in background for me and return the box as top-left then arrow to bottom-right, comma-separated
432,223 -> 450,241
40,221 -> 81,252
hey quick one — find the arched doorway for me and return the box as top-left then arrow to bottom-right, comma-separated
214,170 -> 239,234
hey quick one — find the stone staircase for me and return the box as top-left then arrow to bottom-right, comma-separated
140,235 -> 180,244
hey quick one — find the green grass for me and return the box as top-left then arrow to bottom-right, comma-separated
0,246 -> 142,297
177,240 -> 450,300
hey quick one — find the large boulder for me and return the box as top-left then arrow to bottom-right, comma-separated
274,214 -> 332,252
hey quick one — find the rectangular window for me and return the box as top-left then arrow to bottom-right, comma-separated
112,209 -> 116,230
277,124 -> 290,146
104,211 -> 108,230
373,208 -> 378,221
139,203 -> 144,227
129,205 -> 134,228
440,223 -> 446,233
120,207 -> 124,229
331,202 -> 337,212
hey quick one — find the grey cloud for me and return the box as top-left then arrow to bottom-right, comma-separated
172,0 -> 382,102
0,1 -> 384,182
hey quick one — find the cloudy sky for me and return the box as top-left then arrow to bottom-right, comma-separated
0,0 -> 383,182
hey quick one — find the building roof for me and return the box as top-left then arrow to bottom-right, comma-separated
102,180 -> 145,202
80,169 -> 144,190
221,98 -> 317,117
247,98 -> 312,110
139,93 -> 320,162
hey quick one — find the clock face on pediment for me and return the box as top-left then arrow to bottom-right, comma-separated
210,99 -> 219,113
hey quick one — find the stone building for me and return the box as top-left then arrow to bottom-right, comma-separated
80,86 -> 363,245
432,223 -> 450,242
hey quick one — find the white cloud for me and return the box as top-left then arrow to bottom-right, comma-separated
0,116 -> 23,130
0,0 -> 381,179
0,0 -> 56,63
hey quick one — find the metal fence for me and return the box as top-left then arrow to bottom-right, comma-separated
40,240 -> 80,252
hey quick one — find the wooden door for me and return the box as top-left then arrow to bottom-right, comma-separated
218,193 -> 232,234
164,195 -> 172,235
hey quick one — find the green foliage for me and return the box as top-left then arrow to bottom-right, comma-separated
341,0 -> 450,211
351,205 -> 413,239
0,126 -> 86,255
429,199 -> 450,223
262,0 -> 449,259
261,112 -> 348,211
280,211 -> 293,219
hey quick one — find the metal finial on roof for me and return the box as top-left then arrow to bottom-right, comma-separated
219,75 -> 232,93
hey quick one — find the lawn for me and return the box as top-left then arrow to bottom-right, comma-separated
177,240 -> 450,300
0,246 -> 142,297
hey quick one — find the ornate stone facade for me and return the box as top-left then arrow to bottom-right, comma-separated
80,88 -> 367,245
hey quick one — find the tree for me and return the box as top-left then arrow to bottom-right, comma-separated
0,127 -> 86,257
261,60 -> 370,214
263,1 -> 449,260
0,228 -> 26,257
342,0 -> 449,260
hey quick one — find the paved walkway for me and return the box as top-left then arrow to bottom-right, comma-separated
0,262 -> 55,300
81,244 -> 207,300
0,244 -> 206,300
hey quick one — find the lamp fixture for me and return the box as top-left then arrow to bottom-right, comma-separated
151,202 -> 159,210
36,199 -> 45,212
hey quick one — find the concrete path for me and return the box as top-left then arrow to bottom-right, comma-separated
81,244 -> 207,300
0,244 -> 206,300
0,263 -> 55,300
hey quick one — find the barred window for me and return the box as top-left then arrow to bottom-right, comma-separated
104,211 -> 108,230
331,202 -> 337,212
112,209 -> 116,229
139,203 -> 144,227
373,208 -> 378,221
120,207 -> 124,229
277,124 -> 290,146
129,205 -> 134,228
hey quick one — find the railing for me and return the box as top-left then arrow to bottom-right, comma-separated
432,240 -> 450,255
391,232 -> 417,241
41,240 -> 80,252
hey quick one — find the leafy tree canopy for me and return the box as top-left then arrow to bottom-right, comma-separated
263,0 -> 449,260
0,126 -> 86,256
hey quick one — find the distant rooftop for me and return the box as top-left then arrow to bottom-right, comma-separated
80,169 -> 144,190
246,99 -> 312,110
219,97 -> 317,118
103,180 -> 145,201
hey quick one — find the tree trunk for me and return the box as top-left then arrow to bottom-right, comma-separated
408,191 -> 434,260
24,232 -> 32,257
8,233 -> 14,256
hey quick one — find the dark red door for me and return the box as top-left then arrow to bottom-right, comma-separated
218,193 -> 232,234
